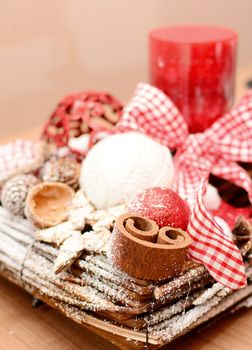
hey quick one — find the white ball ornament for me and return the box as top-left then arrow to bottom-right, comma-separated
204,184 -> 222,210
80,132 -> 174,209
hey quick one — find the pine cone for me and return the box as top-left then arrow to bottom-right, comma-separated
1,174 -> 40,216
40,157 -> 80,190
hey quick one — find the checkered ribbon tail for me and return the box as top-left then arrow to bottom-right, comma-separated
117,83 -> 252,289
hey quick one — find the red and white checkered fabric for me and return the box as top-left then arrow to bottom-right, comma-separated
0,140 -> 45,185
118,83 -> 252,289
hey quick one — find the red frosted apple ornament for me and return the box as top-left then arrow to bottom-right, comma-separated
128,187 -> 190,230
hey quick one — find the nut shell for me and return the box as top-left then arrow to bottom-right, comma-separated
25,182 -> 75,228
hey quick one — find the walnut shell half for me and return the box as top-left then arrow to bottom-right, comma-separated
25,182 -> 75,228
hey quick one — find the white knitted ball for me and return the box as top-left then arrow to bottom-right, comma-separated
80,132 -> 174,209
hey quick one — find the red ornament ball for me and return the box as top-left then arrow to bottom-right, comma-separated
128,187 -> 190,230
211,201 -> 252,229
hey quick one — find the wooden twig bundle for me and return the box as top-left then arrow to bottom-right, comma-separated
1,205 -> 252,349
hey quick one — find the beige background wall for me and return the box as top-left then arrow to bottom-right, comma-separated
1,0 -> 252,136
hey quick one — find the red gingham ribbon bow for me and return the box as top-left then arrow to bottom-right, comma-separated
118,83 -> 252,289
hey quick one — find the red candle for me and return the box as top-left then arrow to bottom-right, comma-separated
149,26 -> 237,133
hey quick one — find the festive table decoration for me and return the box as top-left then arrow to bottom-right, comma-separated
108,212 -> 191,280
149,25 -> 237,132
80,132 -> 174,209
41,91 -> 123,158
25,182 -> 75,228
1,81 -> 252,349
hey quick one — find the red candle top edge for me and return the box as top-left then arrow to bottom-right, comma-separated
149,25 -> 237,45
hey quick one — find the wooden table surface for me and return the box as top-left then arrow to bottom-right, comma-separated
1,275 -> 252,350
1,69 -> 252,349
